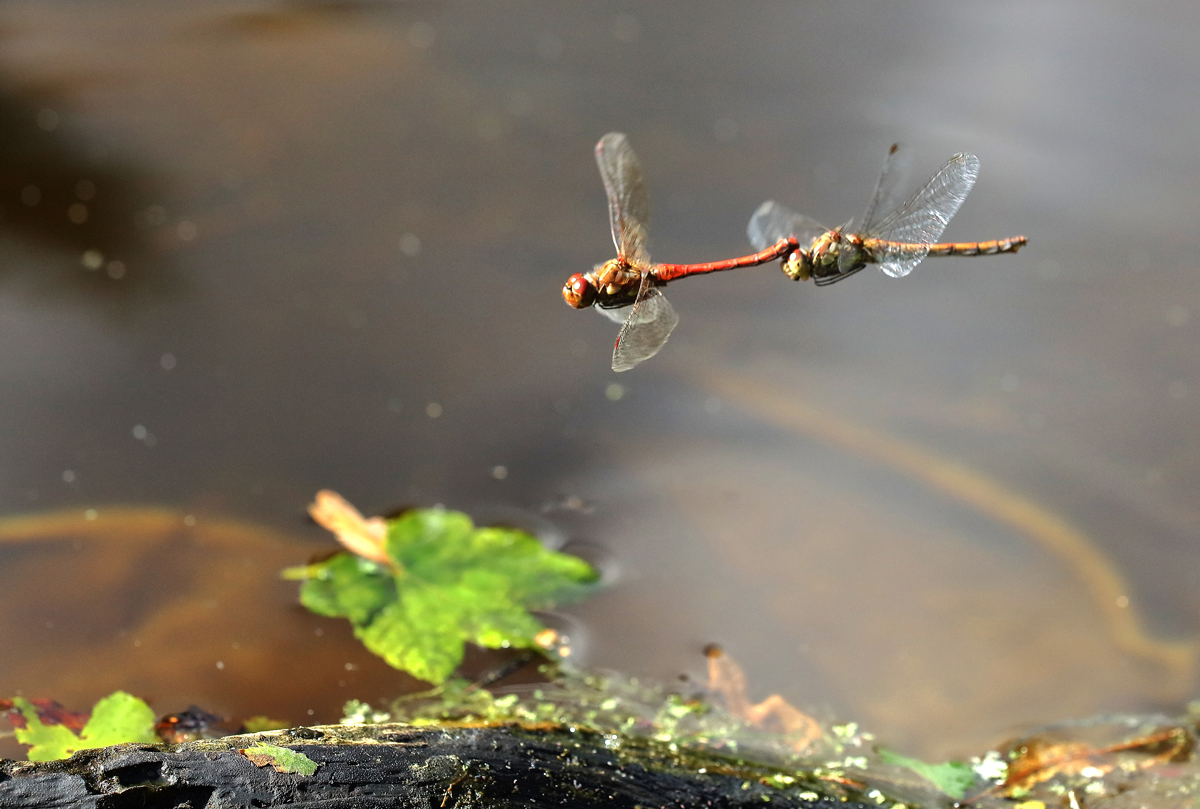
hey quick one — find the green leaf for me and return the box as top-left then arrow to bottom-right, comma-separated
11,692 -> 156,761
878,748 -> 977,799
11,698 -> 83,762
297,554 -> 394,625
241,743 -> 319,775
356,591 -> 466,683
79,691 -> 157,748
291,506 -> 599,684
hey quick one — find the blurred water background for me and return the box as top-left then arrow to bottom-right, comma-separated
2,1 -> 1200,761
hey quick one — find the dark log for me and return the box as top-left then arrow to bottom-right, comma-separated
0,723 -> 874,809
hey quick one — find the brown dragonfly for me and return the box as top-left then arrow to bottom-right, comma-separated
562,133 -> 801,372
747,143 -> 1027,286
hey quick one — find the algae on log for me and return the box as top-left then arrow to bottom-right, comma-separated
0,722 -> 872,808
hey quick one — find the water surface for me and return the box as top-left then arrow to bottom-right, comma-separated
2,1 -> 1200,761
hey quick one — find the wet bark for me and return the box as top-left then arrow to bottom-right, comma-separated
0,722 -> 869,809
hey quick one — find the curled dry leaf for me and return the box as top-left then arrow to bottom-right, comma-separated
704,644 -> 821,752
308,490 -> 390,565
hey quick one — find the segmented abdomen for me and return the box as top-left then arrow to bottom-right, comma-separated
867,235 -> 1026,258
926,236 -> 1027,256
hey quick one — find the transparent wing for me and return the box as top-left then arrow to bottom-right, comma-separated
612,287 -> 679,372
596,132 -> 651,267
595,305 -> 628,324
866,153 -> 980,278
746,200 -> 828,251
858,143 -> 914,235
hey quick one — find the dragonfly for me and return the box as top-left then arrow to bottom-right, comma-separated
562,132 -> 803,372
747,143 -> 1027,286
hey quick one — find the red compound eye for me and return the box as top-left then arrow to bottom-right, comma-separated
562,274 -> 596,308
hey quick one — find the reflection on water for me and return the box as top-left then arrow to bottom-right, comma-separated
2,0 -> 1200,762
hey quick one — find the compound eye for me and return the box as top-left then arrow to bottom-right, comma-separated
562,274 -> 596,308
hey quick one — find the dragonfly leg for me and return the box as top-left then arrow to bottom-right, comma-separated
813,264 -> 867,286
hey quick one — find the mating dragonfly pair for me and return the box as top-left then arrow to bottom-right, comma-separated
562,133 -> 1027,372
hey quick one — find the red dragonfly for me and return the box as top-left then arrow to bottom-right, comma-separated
562,133 -> 801,372
747,143 -> 1027,285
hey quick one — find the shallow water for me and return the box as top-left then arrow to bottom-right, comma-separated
2,0 -> 1200,761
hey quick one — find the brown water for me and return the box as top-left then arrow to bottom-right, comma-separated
2,0 -> 1200,762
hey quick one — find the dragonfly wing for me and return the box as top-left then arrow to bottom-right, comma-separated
867,153 -> 980,278
859,143 -> 914,234
612,288 -> 679,372
596,133 -> 652,267
747,200 -> 828,251
595,305 -> 628,324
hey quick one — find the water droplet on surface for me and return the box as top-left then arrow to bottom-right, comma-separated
425,402 -> 443,418
605,383 -> 624,401
492,465 -> 508,480
399,232 -> 421,256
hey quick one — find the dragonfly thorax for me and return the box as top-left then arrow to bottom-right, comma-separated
563,258 -> 646,309
806,228 -> 869,281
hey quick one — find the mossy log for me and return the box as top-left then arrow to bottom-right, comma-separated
0,722 -> 872,809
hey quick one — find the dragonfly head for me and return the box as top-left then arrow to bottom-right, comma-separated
781,249 -> 812,282
562,273 -> 597,308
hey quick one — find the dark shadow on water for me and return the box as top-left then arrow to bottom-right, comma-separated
0,78 -> 176,309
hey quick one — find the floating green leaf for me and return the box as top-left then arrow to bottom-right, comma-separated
11,692 -> 157,761
878,747 -> 977,799
286,505 -> 598,684
241,743 -> 319,775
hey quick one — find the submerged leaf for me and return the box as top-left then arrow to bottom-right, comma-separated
243,716 -> 291,732
877,748 -> 977,799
